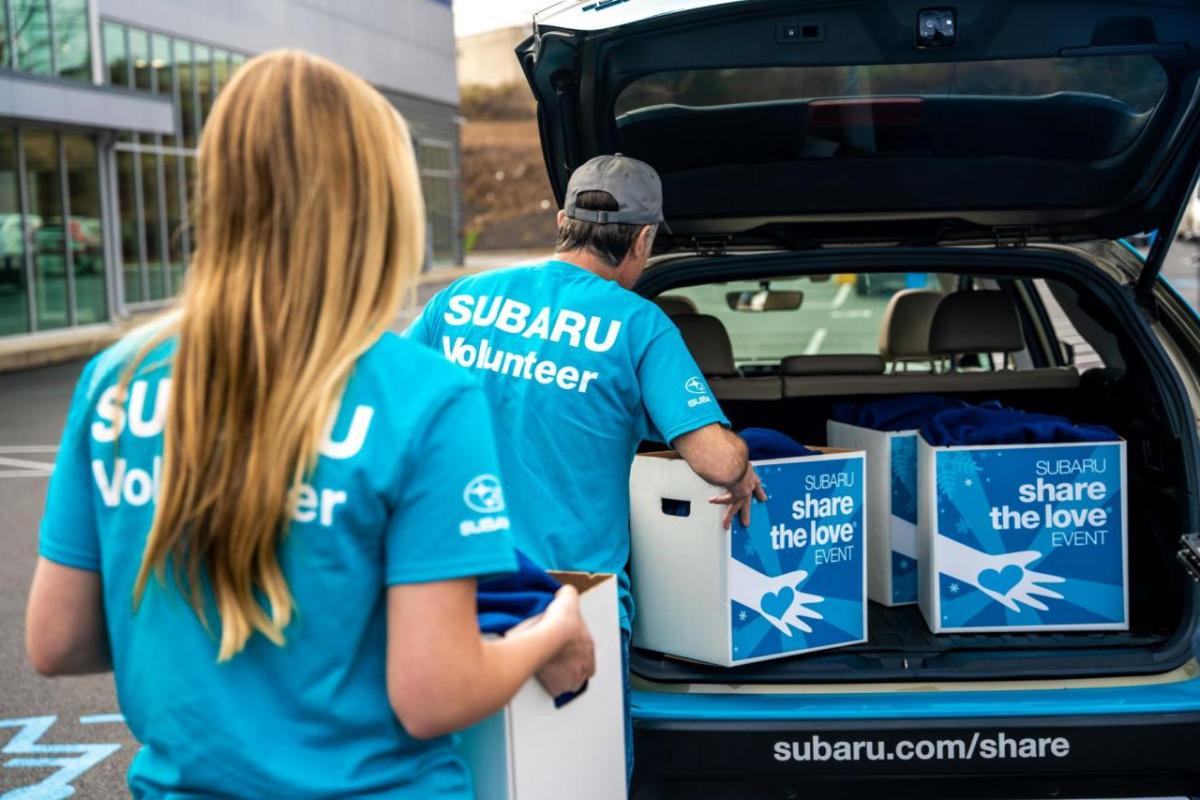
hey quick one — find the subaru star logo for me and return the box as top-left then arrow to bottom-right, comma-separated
684,376 -> 706,394
464,474 -> 505,514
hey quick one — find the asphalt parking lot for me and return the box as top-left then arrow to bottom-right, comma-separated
1,243 -> 1198,798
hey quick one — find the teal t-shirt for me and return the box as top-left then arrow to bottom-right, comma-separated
38,330 -> 518,799
406,259 -> 729,629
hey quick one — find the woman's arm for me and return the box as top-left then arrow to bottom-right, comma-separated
26,558 -> 112,676
386,577 -> 593,740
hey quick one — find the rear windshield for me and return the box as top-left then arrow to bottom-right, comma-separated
615,56 -> 1167,163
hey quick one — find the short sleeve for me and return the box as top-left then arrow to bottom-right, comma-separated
402,289 -> 442,348
384,383 -> 518,585
636,323 -> 730,445
39,358 -> 102,572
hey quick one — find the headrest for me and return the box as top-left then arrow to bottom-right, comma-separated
654,295 -> 699,316
929,290 -> 1024,354
879,289 -> 943,360
781,354 -> 886,376
672,314 -> 738,377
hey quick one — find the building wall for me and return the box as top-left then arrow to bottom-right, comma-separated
0,0 -> 464,341
99,0 -> 458,106
456,25 -> 529,88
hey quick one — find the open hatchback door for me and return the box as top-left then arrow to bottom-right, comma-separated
520,0 -> 1200,292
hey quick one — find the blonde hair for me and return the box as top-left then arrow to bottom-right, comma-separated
124,50 -> 424,660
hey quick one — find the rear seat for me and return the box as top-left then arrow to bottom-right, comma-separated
671,314 -> 782,400
878,289 -> 943,371
782,289 -> 1079,397
655,295 -> 699,316
928,290 -> 1080,390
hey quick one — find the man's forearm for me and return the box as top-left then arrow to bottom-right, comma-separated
674,424 -> 748,488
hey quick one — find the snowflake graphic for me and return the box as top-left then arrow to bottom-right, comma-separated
739,610 -> 748,622
950,582 -> 960,594
955,518 -> 972,535
899,559 -> 910,569
742,538 -> 757,557
964,478 -> 974,487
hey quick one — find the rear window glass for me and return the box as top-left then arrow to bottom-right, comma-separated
614,56 -> 1167,163
662,273 -> 947,365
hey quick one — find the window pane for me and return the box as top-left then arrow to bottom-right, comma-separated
0,1 -> 11,69
141,152 -> 166,300
0,130 -> 28,335
213,48 -> 230,93
129,28 -> 150,91
51,0 -> 90,81
115,150 -> 142,303
195,44 -> 213,131
151,33 -> 171,96
12,0 -> 52,75
63,135 -> 105,324
230,52 -> 247,72
175,39 -> 197,148
102,21 -> 127,86
163,153 -> 184,289
25,131 -> 67,330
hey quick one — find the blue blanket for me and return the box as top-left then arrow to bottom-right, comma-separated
477,550 -> 560,635
832,394 -> 969,432
741,427 -> 820,460
921,405 -> 1119,446
477,551 -> 586,707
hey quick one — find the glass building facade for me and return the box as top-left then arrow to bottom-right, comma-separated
0,0 -> 464,341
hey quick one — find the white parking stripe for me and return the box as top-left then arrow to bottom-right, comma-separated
0,470 -> 50,478
0,455 -> 54,472
806,283 -> 853,310
0,445 -> 59,454
804,328 -> 828,355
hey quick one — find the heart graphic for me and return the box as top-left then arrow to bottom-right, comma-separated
977,564 -> 1024,596
759,586 -> 795,620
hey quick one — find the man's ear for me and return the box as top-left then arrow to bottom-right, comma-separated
556,210 -> 567,227
636,225 -> 655,258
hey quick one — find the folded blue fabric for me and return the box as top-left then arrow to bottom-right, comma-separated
832,394 -> 970,432
477,552 -> 588,708
477,550 -> 560,635
921,406 -> 1119,446
741,427 -> 820,460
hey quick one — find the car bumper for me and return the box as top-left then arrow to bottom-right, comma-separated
630,670 -> 1200,798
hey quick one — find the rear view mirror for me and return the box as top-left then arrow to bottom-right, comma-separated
726,290 -> 804,312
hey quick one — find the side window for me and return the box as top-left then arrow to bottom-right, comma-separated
1033,279 -> 1106,371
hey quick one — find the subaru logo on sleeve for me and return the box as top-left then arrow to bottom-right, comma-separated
464,474 -> 505,514
685,376 -> 707,394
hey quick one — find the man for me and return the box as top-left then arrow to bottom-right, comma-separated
406,154 -> 763,777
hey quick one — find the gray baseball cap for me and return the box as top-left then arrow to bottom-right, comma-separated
563,154 -> 664,227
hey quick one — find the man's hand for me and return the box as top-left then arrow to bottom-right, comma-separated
709,464 -> 767,529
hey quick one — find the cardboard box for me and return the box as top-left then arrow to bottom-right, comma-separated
917,438 -> 1129,633
827,420 -> 920,606
458,572 -> 626,800
629,448 -> 868,667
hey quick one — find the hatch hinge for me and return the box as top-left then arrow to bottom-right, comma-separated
1128,278 -> 1161,321
992,226 -> 1030,248
1179,533 -> 1200,583
693,236 -> 729,257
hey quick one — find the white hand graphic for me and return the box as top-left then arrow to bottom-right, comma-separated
938,534 -> 1066,612
729,560 -> 825,636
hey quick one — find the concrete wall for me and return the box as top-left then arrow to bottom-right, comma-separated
98,0 -> 458,106
456,25 -> 529,88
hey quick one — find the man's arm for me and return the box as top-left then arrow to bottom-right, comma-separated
672,423 -> 766,528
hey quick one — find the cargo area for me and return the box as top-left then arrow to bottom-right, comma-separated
629,259 -> 1197,683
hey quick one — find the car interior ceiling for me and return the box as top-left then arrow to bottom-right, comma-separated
631,272 -> 1193,683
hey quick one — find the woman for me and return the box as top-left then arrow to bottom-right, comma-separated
24,50 -> 593,798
